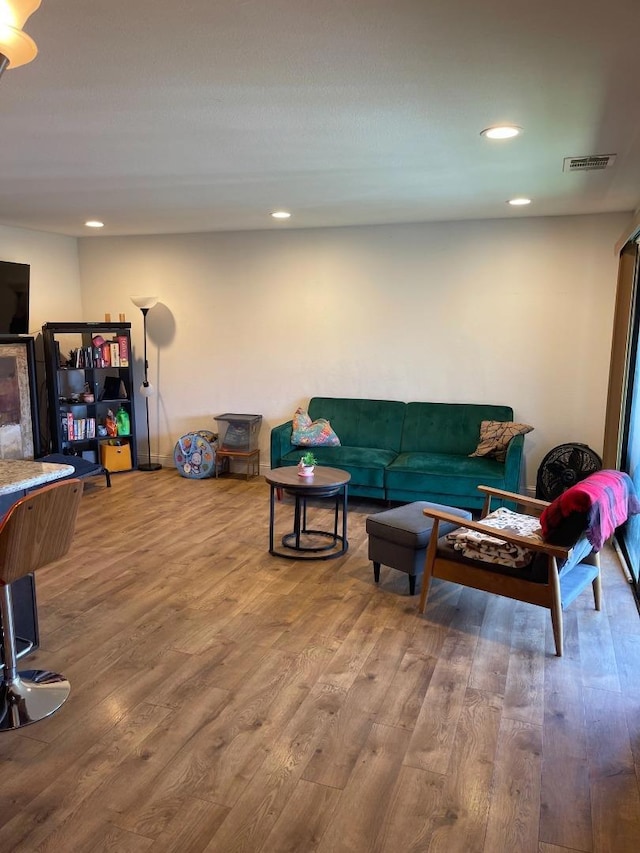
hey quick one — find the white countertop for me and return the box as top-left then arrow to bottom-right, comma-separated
0,459 -> 75,496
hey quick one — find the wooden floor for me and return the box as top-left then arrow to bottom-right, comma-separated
1,469 -> 640,852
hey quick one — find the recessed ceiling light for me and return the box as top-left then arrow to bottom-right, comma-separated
507,197 -> 532,206
85,220 -> 104,228
271,211 -> 291,219
480,126 -> 522,140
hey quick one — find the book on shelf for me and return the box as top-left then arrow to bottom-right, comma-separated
116,335 -> 129,367
62,414 -> 95,441
61,338 -> 129,369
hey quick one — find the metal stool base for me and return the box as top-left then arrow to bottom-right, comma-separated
0,670 -> 70,731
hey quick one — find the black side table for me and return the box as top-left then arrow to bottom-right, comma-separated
265,466 -> 350,560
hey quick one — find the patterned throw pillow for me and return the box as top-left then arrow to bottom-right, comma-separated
469,420 -> 533,462
291,408 -> 341,447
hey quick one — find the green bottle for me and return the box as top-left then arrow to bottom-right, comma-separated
116,405 -> 130,436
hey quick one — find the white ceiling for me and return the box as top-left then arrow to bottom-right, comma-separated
1,0 -> 639,238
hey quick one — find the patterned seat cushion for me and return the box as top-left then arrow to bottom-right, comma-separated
446,507 -> 543,568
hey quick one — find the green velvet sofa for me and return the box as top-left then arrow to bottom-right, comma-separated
270,397 -> 526,510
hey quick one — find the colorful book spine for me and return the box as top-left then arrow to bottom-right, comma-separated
116,335 -> 129,367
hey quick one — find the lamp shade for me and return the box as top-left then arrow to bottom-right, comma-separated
0,0 -> 41,69
131,296 -> 159,311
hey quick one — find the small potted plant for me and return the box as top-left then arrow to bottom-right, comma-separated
298,450 -> 317,476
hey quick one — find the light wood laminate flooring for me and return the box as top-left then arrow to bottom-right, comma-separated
1,470 -> 639,852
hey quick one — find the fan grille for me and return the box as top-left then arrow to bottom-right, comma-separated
536,443 -> 602,501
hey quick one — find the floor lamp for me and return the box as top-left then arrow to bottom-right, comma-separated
131,296 -> 162,472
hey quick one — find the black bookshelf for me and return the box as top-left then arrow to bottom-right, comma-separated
42,322 -> 137,470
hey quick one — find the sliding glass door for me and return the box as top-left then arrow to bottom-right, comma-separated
618,242 -> 640,597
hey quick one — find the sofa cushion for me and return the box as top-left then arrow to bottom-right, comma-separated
308,397 -> 405,452
401,402 -> 514,455
385,451 -> 506,497
469,420 -> 533,462
291,408 -> 341,447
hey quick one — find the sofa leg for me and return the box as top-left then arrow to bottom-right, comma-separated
373,562 -> 380,583
409,574 -> 416,596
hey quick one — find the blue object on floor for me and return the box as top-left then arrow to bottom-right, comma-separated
174,430 -> 217,479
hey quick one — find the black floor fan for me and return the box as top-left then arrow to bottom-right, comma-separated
535,443 -> 603,501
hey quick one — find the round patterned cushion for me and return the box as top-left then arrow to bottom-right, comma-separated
174,430 -> 217,479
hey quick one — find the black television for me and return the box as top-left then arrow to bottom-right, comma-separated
0,261 -> 30,334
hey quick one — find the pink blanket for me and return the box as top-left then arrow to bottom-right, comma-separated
540,469 -> 640,551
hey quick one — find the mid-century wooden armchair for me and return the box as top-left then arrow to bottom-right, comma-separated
418,485 -> 602,656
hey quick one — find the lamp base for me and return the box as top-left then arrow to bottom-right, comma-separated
138,462 -> 162,472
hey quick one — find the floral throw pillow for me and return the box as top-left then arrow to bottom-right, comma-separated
291,408 -> 341,447
469,420 -> 533,462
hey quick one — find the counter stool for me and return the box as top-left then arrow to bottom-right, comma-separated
366,501 -> 472,594
0,479 -> 83,732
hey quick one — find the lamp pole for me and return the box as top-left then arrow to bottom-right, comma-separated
132,297 -> 162,472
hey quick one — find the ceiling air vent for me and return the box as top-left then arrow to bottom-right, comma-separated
563,154 -> 616,173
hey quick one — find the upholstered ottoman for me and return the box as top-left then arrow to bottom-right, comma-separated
366,501 -> 473,594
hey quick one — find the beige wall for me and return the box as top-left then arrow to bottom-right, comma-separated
0,224 -> 82,333
0,213 -> 627,491
75,212 -> 628,491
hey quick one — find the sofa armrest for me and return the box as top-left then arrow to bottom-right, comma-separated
270,420 -> 294,468
502,433 -> 525,495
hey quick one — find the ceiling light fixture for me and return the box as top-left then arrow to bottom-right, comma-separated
85,220 -> 104,228
271,211 -> 291,219
480,125 -> 522,140
0,0 -> 41,78
507,197 -> 532,206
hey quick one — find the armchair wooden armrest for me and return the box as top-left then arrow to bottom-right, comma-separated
476,485 -> 550,515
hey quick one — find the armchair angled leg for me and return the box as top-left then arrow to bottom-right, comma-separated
418,519 -> 441,614
586,551 -> 602,611
549,556 -> 563,657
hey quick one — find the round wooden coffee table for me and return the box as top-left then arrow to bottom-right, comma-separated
265,466 -> 351,560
